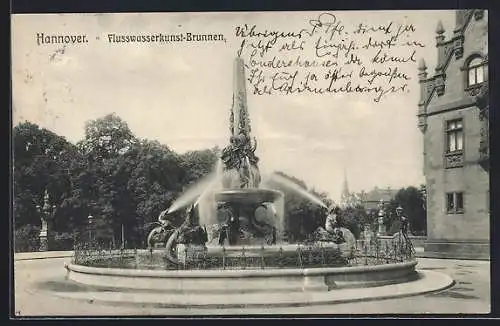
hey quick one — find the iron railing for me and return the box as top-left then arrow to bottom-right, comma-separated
72,236 -> 415,270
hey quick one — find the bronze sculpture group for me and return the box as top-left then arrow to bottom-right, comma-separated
147,204 -> 208,249
315,206 -> 347,245
220,132 -> 260,189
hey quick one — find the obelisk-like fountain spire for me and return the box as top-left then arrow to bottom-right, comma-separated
221,58 -> 260,189
230,57 -> 251,137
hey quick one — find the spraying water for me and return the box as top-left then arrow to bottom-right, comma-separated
167,171 -> 219,214
266,173 -> 328,208
167,159 -> 226,225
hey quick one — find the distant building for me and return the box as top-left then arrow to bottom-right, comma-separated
340,169 -> 398,211
359,187 -> 399,210
339,170 -> 363,208
417,10 -> 489,259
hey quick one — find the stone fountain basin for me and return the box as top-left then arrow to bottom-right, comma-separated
205,243 -> 345,257
65,257 -> 418,294
214,188 -> 283,204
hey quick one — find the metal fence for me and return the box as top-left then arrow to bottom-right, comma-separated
72,236 -> 415,270
14,232 -> 77,253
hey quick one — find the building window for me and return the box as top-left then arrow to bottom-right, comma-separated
467,57 -> 487,87
446,119 -> 464,153
444,119 -> 464,168
446,192 -> 464,214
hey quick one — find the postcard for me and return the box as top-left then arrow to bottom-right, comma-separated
11,10 -> 490,316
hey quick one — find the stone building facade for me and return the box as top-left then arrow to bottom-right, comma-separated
417,10 -> 489,259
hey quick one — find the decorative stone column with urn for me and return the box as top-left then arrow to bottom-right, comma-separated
36,190 -> 56,251
377,199 -> 387,237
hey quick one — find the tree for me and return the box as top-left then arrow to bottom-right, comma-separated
125,140 -> 185,245
179,147 -> 219,186
266,172 -> 332,242
67,114 -> 140,244
385,186 -> 427,235
13,122 -> 77,229
80,113 -> 137,160
341,205 -> 369,239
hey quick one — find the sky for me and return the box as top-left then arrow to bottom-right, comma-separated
11,10 -> 457,201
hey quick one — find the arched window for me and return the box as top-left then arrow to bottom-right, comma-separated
467,57 -> 487,87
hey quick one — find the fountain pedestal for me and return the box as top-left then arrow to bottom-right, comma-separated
377,212 -> 387,236
39,229 -> 49,251
215,189 -> 283,246
377,200 -> 387,237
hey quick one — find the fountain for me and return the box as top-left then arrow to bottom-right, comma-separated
156,57 -> 290,263
60,58 -> 445,310
209,57 -> 283,247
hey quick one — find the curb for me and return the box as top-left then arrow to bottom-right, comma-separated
14,252 -> 74,261
51,270 -> 454,310
15,255 -> 73,261
415,252 -> 490,261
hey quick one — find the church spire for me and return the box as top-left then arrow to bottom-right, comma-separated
340,169 -> 351,206
342,169 -> 349,196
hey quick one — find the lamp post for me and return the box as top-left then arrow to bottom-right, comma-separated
377,199 -> 387,237
36,190 -> 56,251
87,214 -> 94,245
121,223 -> 125,249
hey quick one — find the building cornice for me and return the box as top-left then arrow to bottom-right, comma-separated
420,97 -> 476,117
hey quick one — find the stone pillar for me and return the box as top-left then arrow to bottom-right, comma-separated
377,212 -> 386,236
37,190 -> 55,252
39,226 -> 48,251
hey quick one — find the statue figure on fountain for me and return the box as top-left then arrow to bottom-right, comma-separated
220,137 -> 239,170
396,206 -> 409,237
147,209 -> 176,248
314,206 -> 354,245
392,206 -> 414,256
216,203 -> 240,246
177,204 -> 208,246
221,131 -> 260,189
162,204 -> 209,265
324,206 -> 346,244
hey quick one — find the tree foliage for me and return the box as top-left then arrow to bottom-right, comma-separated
384,186 -> 427,235
266,171 -> 333,242
13,116 -> 221,250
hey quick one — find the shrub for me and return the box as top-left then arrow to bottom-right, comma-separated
14,224 -> 40,252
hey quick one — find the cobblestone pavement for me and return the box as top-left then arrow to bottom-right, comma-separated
13,256 -> 490,316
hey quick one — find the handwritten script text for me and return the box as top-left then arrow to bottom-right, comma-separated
235,13 -> 423,103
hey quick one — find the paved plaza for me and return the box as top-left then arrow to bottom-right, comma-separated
13,253 -> 490,316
